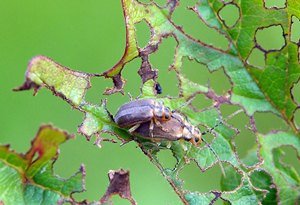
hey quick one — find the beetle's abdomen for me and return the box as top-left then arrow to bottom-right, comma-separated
133,118 -> 184,141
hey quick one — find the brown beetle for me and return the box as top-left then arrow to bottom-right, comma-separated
132,111 -> 226,175
132,112 -> 202,146
114,99 -> 235,175
114,99 -> 172,135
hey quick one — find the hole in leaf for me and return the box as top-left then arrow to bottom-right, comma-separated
111,196 -> 132,205
294,108 -> 300,129
172,3 -> 229,51
122,58 -> 143,97
249,169 -> 277,204
220,164 -> 242,191
172,0 -> 197,9
138,0 -> 151,3
299,47 -> 300,64
182,58 -> 231,95
85,77 -> 117,106
263,0 -> 286,9
278,146 -> 300,173
246,47 -> 265,69
135,20 -> 151,48
85,60 -> 142,111
291,16 -> 300,44
191,94 -> 213,111
292,82 -> 300,105
218,4 -> 240,28
97,59 -> 142,113
157,149 -> 177,169
242,149 -> 260,167
179,161 -> 222,192
150,37 -> 179,97
255,25 -> 286,51
106,93 -> 130,117
209,199 -> 223,205
254,112 -> 289,134
220,104 -> 258,164
152,0 -> 169,7
31,152 -> 39,163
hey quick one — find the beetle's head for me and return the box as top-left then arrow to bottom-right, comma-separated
162,107 -> 171,121
183,126 -> 202,146
191,127 -> 202,146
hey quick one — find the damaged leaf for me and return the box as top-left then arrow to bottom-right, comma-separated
14,56 -> 132,144
100,169 -> 136,205
193,0 -> 300,128
0,125 -> 85,205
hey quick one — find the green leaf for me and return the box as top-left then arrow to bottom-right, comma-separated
14,56 -> 132,143
194,0 -> 300,127
259,132 -> 300,204
0,125 -> 85,205
14,56 -> 91,106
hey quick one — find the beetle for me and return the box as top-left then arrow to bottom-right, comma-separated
114,99 -> 228,175
131,111 -> 226,175
114,99 -> 172,135
132,111 -> 202,145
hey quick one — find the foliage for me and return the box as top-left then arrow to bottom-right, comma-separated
8,0 -> 300,204
0,125 -> 85,204
0,126 -> 136,205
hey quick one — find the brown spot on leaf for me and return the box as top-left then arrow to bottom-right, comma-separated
138,57 -> 158,83
100,169 -> 136,205
13,78 -> 40,95
104,74 -> 126,95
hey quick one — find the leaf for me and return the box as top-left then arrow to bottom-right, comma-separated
14,0 -> 300,204
0,125 -> 85,205
14,56 -> 91,106
14,56 -> 132,144
193,0 -> 300,128
258,132 -> 300,204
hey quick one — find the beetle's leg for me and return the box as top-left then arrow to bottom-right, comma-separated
152,118 -> 170,135
149,120 -> 154,138
128,124 -> 140,133
153,118 -> 171,133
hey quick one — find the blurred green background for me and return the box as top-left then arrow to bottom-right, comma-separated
0,0 -> 299,204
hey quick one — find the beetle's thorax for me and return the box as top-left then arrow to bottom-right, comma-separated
152,101 -> 171,121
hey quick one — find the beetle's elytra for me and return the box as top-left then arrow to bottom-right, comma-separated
114,99 -> 171,128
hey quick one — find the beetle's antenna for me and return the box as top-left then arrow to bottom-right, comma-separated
127,92 -> 133,101
201,120 -> 223,136
201,137 -> 226,177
